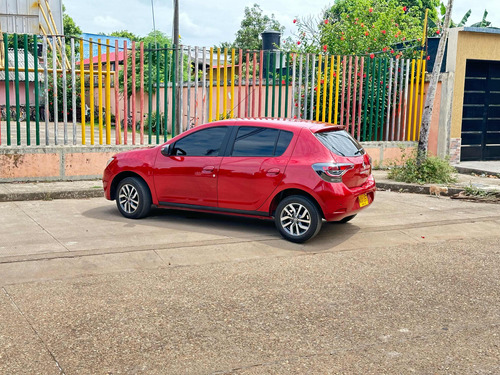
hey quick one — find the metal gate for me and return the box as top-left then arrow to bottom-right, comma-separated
461,59 -> 500,161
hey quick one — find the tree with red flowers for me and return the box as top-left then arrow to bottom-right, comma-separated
289,0 -> 423,57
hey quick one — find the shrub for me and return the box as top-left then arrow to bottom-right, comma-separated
388,147 -> 457,184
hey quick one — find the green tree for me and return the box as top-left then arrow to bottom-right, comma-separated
402,0 -> 440,23
232,4 -> 284,51
290,0 -> 423,57
110,30 -> 141,41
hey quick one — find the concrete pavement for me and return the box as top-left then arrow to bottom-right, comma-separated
0,190 -> 499,373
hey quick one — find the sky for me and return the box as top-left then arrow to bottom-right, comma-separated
63,0 -> 500,47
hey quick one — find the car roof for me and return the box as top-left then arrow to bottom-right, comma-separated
207,118 -> 345,133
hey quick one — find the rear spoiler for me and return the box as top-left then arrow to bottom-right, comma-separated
311,124 -> 346,133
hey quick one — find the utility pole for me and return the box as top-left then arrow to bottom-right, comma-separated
418,0 -> 454,162
173,0 -> 179,48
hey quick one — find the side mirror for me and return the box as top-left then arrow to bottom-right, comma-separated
160,144 -> 170,157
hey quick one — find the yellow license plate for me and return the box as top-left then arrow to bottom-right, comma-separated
358,193 -> 369,207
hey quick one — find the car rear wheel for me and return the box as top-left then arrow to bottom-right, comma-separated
116,177 -> 152,219
275,195 -> 322,243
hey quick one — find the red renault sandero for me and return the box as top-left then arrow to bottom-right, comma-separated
103,118 -> 376,242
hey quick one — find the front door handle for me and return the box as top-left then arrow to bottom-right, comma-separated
202,166 -> 215,174
266,168 -> 280,177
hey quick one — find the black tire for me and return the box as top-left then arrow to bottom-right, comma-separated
115,177 -> 152,219
338,214 -> 357,224
275,195 -> 322,243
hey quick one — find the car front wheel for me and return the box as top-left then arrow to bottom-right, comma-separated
116,177 -> 152,219
275,195 -> 322,243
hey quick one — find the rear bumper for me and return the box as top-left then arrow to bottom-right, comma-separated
318,174 -> 376,222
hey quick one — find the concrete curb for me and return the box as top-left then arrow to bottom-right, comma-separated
375,182 -> 464,197
453,166 -> 500,178
0,189 -> 104,202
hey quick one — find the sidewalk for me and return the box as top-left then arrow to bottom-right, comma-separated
0,163 -> 499,202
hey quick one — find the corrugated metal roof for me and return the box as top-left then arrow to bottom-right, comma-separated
0,48 -> 42,82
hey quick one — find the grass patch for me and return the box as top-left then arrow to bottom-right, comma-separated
388,148 -> 457,185
463,184 -> 500,198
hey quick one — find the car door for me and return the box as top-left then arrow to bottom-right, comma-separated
153,126 -> 229,207
218,126 -> 295,212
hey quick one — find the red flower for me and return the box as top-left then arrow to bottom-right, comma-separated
364,31 -> 369,36
297,41 -> 301,45
436,30 -> 440,34
403,6 -> 407,11
391,49 -> 395,54
370,53 -> 375,59
333,72 -> 336,77
402,37 -> 406,41
383,47 -> 387,52
427,55 -> 431,60
361,23 -> 364,27
293,19 -> 297,23
341,36 -> 345,41
369,7 -> 373,12
381,30 -> 386,34
321,79 -> 324,84
324,19 -> 329,25
323,45 -> 328,51
295,103 -> 298,107
293,115 -> 297,119
282,80 -> 286,84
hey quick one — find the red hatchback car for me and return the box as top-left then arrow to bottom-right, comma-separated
103,119 -> 376,242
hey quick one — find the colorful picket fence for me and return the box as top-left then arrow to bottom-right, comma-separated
0,33 -> 427,147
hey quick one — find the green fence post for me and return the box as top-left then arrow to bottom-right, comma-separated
14,34 -> 21,145
3,33 -> 11,145
156,44 -> 161,144
374,59 -> 382,141
271,51 -> 276,118
379,59 -> 389,141
278,51 -> 283,118
33,35 -> 40,145
24,34 -> 30,145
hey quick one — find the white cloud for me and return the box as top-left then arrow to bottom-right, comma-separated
93,16 -> 126,32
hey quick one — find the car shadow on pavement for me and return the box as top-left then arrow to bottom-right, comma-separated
83,204 -> 360,252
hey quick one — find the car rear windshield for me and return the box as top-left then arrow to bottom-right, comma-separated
314,130 -> 364,157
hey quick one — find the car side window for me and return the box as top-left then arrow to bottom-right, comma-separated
172,127 -> 228,156
231,127 -> 293,157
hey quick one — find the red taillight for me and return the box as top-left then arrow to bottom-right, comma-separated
312,163 -> 354,182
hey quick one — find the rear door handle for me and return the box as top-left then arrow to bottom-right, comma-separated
266,168 -> 281,177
